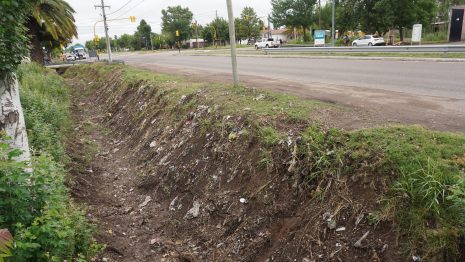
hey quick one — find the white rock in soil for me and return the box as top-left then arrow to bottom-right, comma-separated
139,196 -> 152,208
184,200 -> 201,219
335,227 -> 346,232
149,141 -> 157,148
169,196 -> 179,211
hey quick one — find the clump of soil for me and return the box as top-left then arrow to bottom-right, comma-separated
65,65 -> 403,262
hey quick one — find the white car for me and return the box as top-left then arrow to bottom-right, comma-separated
66,54 -> 76,61
352,35 -> 385,46
255,38 -> 280,49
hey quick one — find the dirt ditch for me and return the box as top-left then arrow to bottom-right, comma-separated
65,65 -> 405,262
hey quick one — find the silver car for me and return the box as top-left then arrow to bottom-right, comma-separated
352,35 -> 385,46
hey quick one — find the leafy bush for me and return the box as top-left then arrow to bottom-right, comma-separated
0,63 -> 99,261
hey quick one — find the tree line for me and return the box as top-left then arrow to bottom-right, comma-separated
86,6 -> 265,51
271,0 -> 465,42
87,0 -> 465,52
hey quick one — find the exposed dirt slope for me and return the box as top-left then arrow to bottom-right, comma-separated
65,65 -> 414,262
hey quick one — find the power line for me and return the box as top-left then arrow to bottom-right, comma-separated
115,0 -> 146,19
107,0 -> 135,16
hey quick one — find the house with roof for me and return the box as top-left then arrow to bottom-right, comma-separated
261,28 -> 294,43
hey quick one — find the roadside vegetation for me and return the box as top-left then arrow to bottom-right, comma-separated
0,64 -> 99,261
67,63 -> 465,260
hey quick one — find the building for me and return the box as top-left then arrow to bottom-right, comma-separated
261,28 -> 293,43
188,39 -> 205,48
449,6 -> 465,42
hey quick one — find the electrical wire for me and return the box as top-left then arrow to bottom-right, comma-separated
107,0 -> 135,16
115,0 -> 146,19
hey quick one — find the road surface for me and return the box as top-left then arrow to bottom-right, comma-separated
115,52 -> 465,131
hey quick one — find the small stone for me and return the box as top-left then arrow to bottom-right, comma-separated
327,220 -> 337,230
335,227 -> 346,232
254,94 -> 265,101
184,200 -> 201,219
239,198 -> 248,204
102,258 -> 108,262
139,196 -> 152,208
150,238 -> 160,245
412,255 -> 421,262
149,141 -> 157,148
169,196 -> 179,211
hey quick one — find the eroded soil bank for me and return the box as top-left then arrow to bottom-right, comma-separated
64,64 -> 465,262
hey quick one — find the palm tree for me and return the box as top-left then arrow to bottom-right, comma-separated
27,0 -> 78,64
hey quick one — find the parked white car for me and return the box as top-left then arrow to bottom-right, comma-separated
352,35 -> 385,46
66,53 -> 76,61
255,38 -> 280,49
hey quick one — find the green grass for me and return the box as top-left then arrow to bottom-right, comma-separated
66,63 -> 465,261
0,63 -> 100,261
18,64 -> 71,162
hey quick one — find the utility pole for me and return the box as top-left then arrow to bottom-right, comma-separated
195,20 -> 199,49
226,0 -> 239,86
95,0 -> 112,62
216,10 -> 219,47
267,14 -> 271,38
331,0 -> 335,47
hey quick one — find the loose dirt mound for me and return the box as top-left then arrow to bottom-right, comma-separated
65,65 -> 407,262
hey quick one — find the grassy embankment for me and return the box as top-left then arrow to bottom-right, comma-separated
68,63 -> 465,261
0,64 -> 100,261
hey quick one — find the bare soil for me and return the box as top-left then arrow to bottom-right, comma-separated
66,67 -> 405,262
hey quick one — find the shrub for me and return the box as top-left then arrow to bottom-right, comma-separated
0,63 -> 100,261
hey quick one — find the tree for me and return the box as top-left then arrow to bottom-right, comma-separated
136,19 -> 152,49
1,0 -> 36,163
27,0 -> 77,64
375,0 -> 437,41
202,18 -> 230,45
270,0 -> 317,42
237,7 -> 261,41
118,34 -> 134,50
161,6 -> 193,43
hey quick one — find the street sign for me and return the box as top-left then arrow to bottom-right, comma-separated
314,30 -> 326,46
412,24 -> 422,44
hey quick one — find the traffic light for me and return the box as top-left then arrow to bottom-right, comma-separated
129,16 -> 136,23
93,36 -> 99,44
176,30 -> 180,37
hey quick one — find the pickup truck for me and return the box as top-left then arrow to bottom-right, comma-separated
255,38 -> 280,49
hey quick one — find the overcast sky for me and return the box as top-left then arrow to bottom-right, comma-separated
67,0 -> 277,44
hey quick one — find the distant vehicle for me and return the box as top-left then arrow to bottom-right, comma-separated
73,47 -> 87,59
255,38 -> 280,49
66,53 -> 76,61
352,35 -> 385,46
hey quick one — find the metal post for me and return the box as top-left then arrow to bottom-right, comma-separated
96,0 -> 112,62
226,0 -> 239,85
331,0 -> 335,47
195,20 -> 199,49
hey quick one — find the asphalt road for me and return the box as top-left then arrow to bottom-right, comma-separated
114,52 -> 465,131
117,52 -> 465,99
